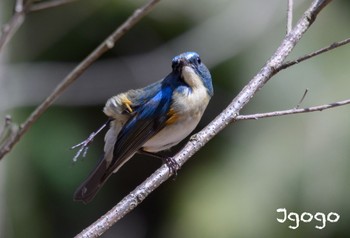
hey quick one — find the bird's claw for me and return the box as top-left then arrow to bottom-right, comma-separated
71,132 -> 96,162
163,157 -> 180,177
71,119 -> 111,162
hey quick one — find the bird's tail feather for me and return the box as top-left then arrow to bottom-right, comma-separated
73,157 -> 110,204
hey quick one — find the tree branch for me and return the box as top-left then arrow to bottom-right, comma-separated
0,0 -> 161,160
74,0 -> 334,237
0,0 -> 33,53
278,37 -> 350,71
0,0 -> 79,54
235,98 -> 350,121
286,0 -> 293,34
29,0 -> 79,12
295,88 -> 308,109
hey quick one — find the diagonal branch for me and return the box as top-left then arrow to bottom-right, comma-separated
0,0 -> 161,160
235,98 -> 350,121
278,37 -> 350,71
286,0 -> 293,34
74,0 -> 334,237
29,0 -> 79,12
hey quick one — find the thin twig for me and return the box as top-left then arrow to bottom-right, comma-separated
0,116 -> 11,137
30,0 -> 79,12
14,0 -> 25,13
295,88 -> 308,109
279,37 -> 350,71
0,116 -> 18,148
287,0 -> 293,34
0,0 -> 33,53
74,1 -> 334,237
0,0 -> 161,160
235,98 -> 350,121
0,116 -> 13,141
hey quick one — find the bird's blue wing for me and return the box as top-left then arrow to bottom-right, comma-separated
126,80 -> 163,110
106,85 -> 173,174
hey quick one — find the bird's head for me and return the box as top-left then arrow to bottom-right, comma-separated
171,52 -> 213,97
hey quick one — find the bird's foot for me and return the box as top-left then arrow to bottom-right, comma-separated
162,157 -> 180,177
71,119 -> 111,162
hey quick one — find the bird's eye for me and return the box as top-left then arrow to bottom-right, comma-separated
196,57 -> 201,65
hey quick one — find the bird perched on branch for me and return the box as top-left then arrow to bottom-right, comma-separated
73,52 -> 214,203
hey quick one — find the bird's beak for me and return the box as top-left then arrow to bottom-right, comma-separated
173,58 -> 191,73
178,59 -> 193,71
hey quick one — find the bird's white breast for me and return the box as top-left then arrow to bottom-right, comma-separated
143,66 -> 211,152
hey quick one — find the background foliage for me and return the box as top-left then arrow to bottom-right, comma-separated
1,0 -> 350,237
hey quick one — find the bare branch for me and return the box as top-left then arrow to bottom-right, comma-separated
278,37 -> 350,71
235,98 -> 350,121
0,0 -> 79,53
30,0 -> 79,12
286,0 -> 293,34
312,0 -> 333,15
0,0 -> 161,160
0,0 -> 33,53
74,1 -> 334,237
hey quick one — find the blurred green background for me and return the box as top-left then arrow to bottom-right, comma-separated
1,0 -> 350,237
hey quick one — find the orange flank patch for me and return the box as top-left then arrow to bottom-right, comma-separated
121,95 -> 133,113
166,108 -> 179,125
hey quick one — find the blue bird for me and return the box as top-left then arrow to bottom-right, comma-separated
73,52 -> 213,203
